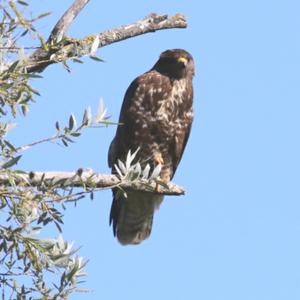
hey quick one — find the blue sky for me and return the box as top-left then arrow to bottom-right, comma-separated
9,0 -> 300,299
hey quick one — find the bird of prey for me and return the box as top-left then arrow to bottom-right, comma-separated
108,49 -> 195,245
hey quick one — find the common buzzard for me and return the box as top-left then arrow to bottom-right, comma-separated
108,49 -> 195,245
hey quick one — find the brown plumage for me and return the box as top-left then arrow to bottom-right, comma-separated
108,49 -> 195,245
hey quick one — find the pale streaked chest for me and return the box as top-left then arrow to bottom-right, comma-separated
156,79 -> 192,126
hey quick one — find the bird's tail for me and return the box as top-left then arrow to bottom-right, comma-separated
110,190 -> 163,245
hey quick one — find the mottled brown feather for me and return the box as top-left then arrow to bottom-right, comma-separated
108,49 -> 195,245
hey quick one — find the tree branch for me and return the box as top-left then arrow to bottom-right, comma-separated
15,133 -> 65,152
47,0 -> 90,43
26,13 -> 187,73
0,170 -> 185,196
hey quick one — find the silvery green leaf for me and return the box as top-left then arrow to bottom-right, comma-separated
17,1 -> 29,6
95,97 -> 107,122
8,60 -> 19,72
69,113 -> 77,131
63,136 -> 74,143
29,87 -> 41,96
18,47 -> 26,63
89,55 -> 104,62
23,73 -> 43,78
21,105 -> 29,116
64,243 -> 76,256
86,106 -> 92,125
70,132 -> 81,137
20,29 -> 29,37
1,155 -> 22,169
72,58 -> 83,64
66,256 -> 87,282
68,256 -> 85,272
117,159 -> 126,174
56,31 -> 64,43
135,162 -> 141,177
90,35 -> 100,56
62,61 -> 71,72
36,12 -> 52,20
4,140 -> 16,152
62,139 -> 68,147
39,238 -> 56,248
0,123 -> 16,137
82,106 -> 92,126
51,255 -> 69,268
126,147 -> 140,169
131,147 -> 140,162
57,234 -> 65,250
130,170 -> 140,181
55,121 -> 60,131
150,164 -> 162,180
124,170 -> 132,180
125,149 -> 132,169
66,259 -> 80,281
142,164 -> 150,179
114,164 -> 123,178
116,188 -> 126,200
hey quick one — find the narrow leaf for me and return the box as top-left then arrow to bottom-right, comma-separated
72,58 -> 84,64
17,0 -> 28,6
4,140 -> 16,152
89,55 -> 104,62
150,164 -> 162,180
68,113 -> 76,131
61,139 -> 68,147
22,73 -> 43,79
117,159 -> 126,174
55,121 -> 60,131
82,106 -> 92,126
1,155 -> 22,169
90,35 -> 100,55
142,164 -> 150,179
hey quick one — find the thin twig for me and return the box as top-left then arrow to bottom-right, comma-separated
15,134 -> 63,152
0,46 -> 39,50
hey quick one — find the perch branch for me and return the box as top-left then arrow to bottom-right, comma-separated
48,0 -> 90,43
0,170 -> 185,196
26,13 -> 187,73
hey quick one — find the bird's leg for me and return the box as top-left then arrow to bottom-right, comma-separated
155,170 -> 171,193
153,152 -> 172,192
153,152 -> 164,165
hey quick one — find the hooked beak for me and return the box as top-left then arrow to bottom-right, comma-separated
178,57 -> 188,65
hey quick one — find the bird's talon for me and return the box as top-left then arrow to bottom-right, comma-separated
153,152 -> 164,166
155,177 -> 161,192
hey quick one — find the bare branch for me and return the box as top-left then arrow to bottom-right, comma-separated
48,0 -> 90,43
94,13 -> 187,48
0,170 -> 185,196
26,13 -> 187,73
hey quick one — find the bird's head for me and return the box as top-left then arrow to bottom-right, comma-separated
153,49 -> 195,79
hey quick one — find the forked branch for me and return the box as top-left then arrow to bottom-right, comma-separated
26,10 -> 187,72
48,0 -> 90,43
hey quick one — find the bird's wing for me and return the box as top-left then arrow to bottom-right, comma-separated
171,113 -> 193,176
108,70 -> 171,245
108,70 -> 171,168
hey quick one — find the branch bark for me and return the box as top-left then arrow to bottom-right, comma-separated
26,13 -> 187,73
0,170 -> 185,196
47,0 -> 90,43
